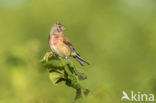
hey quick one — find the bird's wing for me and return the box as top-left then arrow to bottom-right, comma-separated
62,35 -> 71,45
62,35 -> 89,65
62,35 -> 78,54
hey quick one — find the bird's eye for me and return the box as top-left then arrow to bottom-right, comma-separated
59,25 -> 61,28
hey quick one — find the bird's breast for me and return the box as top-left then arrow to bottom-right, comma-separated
49,34 -> 63,53
49,35 -> 61,45
49,34 -> 71,57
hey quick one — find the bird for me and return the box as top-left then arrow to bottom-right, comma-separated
48,22 -> 89,66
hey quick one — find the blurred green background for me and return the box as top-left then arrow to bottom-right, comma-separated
0,0 -> 156,103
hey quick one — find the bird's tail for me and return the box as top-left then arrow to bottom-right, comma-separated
74,54 -> 89,66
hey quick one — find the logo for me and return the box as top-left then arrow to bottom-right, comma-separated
121,91 -> 154,102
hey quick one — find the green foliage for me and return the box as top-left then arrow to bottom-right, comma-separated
41,51 -> 89,100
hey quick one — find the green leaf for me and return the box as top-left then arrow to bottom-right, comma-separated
49,71 -> 64,85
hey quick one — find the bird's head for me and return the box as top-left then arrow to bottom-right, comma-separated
50,22 -> 66,35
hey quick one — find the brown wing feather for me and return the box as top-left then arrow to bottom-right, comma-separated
62,35 -> 77,54
62,35 -> 89,65
62,35 -> 71,45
